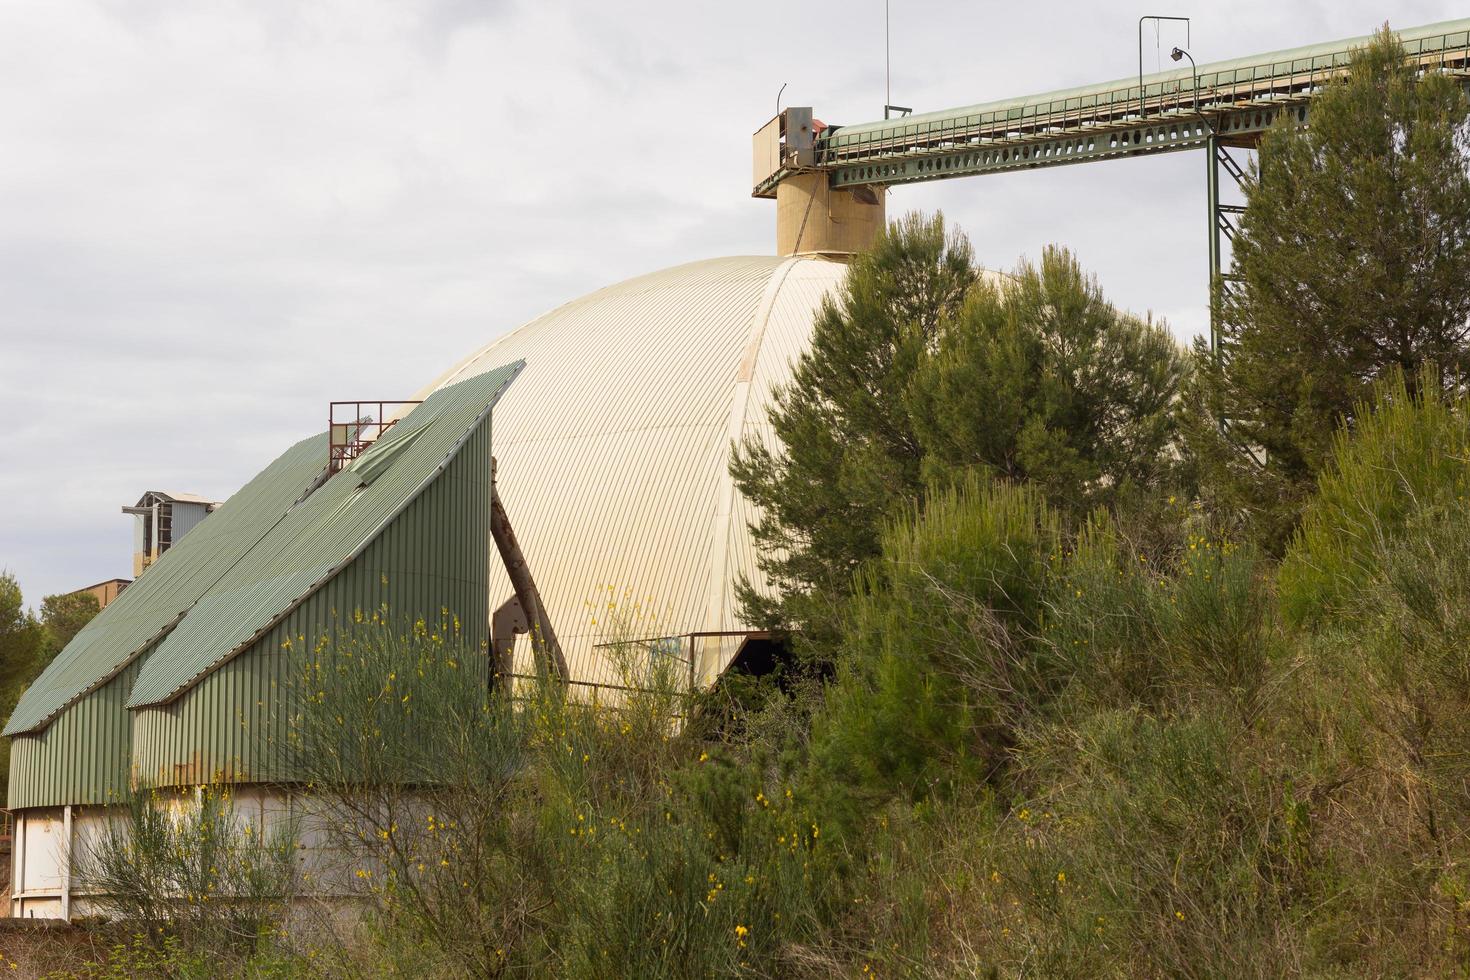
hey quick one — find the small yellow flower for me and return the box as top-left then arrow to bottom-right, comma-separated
1175,910 -> 1185,921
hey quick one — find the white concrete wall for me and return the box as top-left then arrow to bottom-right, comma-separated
8,788 -> 351,920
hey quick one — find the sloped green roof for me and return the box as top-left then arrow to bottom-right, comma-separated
124,361 -> 523,709
4,434 -> 329,736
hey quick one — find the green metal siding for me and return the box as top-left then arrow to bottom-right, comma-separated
126,362 -> 522,710
8,659 -> 143,809
4,435 -> 328,736
131,413 -> 496,788
8,361 -> 517,809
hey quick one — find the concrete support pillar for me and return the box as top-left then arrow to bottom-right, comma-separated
775,172 -> 886,256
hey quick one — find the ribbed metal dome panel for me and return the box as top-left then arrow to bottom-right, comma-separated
417,254 -> 848,688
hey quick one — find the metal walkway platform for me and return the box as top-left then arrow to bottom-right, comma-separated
752,18 -> 1470,199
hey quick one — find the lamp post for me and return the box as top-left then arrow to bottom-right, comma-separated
1170,46 -> 1199,116
1138,16 -> 1190,118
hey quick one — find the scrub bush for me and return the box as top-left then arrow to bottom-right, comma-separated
1279,369 -> 1470,625
70,786 -> 298,954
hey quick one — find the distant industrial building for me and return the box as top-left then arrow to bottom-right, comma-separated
62,578 -> 130,611
122,491 -> 221,577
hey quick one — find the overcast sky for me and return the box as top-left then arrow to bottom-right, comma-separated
0,0 -> 1460,606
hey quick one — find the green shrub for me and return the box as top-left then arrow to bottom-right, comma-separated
1280,370 -> 1470,625
809,477 -> 1058,807
70,786 -> 298,953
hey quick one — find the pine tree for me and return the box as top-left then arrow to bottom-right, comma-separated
40,589 -> 100,656
729,212 -> 976,629
732,218 -> 1187,634
1191,27 -> 1470,550
0,573 -> 45,801
909,246 -> 1187,517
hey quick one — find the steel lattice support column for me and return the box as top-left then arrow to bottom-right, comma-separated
1206,133 -> 1222,354
1206,137 -> 1251,355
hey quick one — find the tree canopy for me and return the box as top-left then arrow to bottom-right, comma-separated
1191,27 -> 1470,549
731,215 -> 1187,632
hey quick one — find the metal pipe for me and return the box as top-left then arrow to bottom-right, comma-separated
1137,15 -> 1190,118
1206,131 -> 1221,356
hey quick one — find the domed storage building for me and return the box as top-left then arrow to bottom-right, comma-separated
411,254 -> 849,693
5,253 -> 850,917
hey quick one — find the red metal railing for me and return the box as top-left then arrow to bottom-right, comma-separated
328,400 -> 422,473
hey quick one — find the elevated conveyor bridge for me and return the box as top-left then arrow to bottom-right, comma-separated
753,18 -> 1470,345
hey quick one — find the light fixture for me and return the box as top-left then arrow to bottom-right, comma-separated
1171,46 -> 1201,116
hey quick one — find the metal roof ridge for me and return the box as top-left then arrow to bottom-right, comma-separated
125,359 -> 525,710
3,434 -> 330,737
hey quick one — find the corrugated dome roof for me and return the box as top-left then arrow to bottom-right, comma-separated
413,253 -> 849,691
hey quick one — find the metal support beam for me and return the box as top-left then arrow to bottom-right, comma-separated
1206,132 -> 1221,354
1207,139 -> 1252,354
817,102 -> 1308,193
489,460 -> 568,686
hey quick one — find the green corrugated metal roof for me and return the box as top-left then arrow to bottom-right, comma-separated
124,360 -> 523,709
3,434 -> 329,737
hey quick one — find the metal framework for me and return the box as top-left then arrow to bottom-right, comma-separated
327,399 -> 422,472
752,19 -> 1470,347
508,630 -> 773,705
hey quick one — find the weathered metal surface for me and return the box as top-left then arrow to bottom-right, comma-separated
489,475 -> 566,682
10,366 -> 510,805
416,255 -> 852,691
132,408 -> 497,787
168,500 -> 212,544
753,18 -> 1470,197
5,435 -> 329,737
125,363 -> 521,710
7,659 -> 142,809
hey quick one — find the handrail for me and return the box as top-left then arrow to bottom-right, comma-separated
819,29 -> 1470,167
752,21 -> 1470,196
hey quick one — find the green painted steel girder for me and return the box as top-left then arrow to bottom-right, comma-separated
751,18 -> 1470,198
824,102 -> 1302,190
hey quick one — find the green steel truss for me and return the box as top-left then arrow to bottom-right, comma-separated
754,19 -> 1470,198
753,18 -> 1470,349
